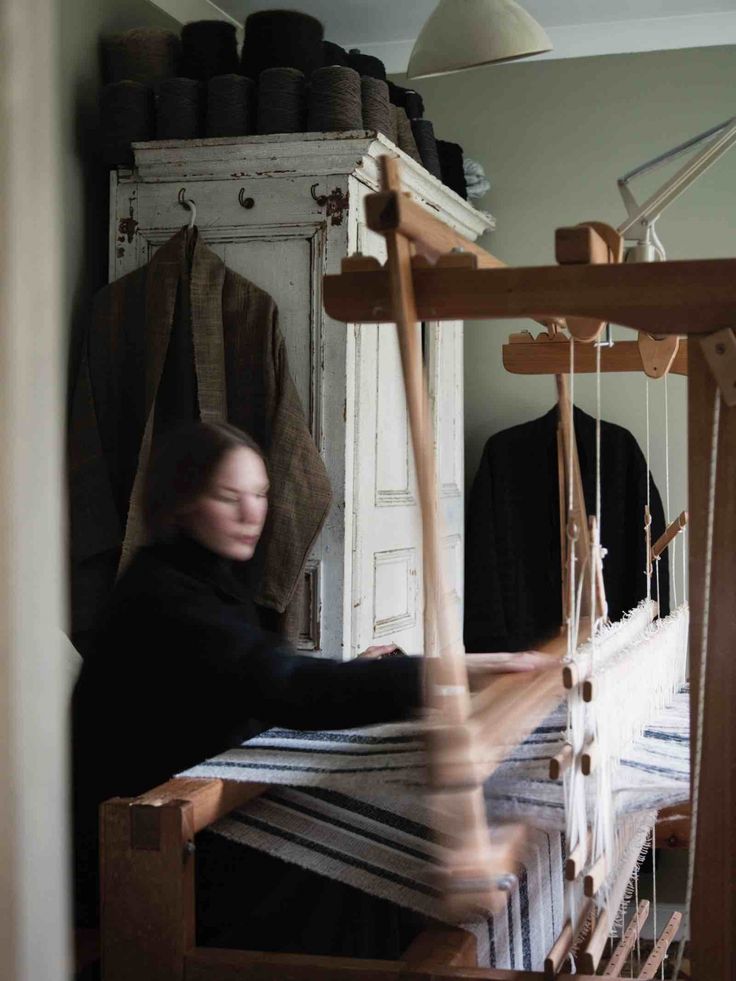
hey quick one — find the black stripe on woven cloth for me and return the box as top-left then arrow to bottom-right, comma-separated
518,865 -> 531,970
263,728 -> 420,745
640,728 -> 688,743
487,915 -> 496,966
199,759 -> 423,775
227,810 -> 442,898
489,793 -> 564,810
619,759 -> 689,778
258,792 -> 438,864
506,890 -> 516,968
290,786 -> 435,841
242,744 -> 423,757
546,833 -> 557,937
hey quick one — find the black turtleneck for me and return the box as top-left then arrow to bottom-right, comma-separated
71,536 -> 422,926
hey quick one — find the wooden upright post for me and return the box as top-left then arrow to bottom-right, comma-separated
101,797 -> 196,981
687,340 -> 736,980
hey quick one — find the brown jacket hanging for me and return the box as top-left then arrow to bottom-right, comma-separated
68,227 -> 331,651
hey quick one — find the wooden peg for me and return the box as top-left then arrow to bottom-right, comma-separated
651,510 -> 688,561
577,910 -> 611,975
549,742 -> 574,780
544,899 -> 596,980
581,739 -> 598,776
562,663 -> 578,689
582,678 -> 594,702
700,327 -> 736,407
565,832 -> 591,881
638,333 -> 681,379
637,911 -> 682,979
583,853 -> 608,898
603,900 -> 650,976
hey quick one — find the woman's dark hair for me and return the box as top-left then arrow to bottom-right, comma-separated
143,421 -> 265,541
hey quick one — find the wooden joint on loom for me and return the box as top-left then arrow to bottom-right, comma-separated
651,510 -> 688,561
637,911 -> 683,979
602,900 -> 650,977
556,221 -> 623,344
700,326 -> 736,407
503,330 -> 689,377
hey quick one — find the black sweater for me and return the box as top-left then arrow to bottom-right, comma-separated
72,536 -> 422,924
464,407 -> 670,653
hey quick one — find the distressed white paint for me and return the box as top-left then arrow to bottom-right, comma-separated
112,133 -> 490,659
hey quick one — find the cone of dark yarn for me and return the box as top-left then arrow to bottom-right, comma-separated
242,10 -> 324,78
207,74 -> 254,137
100,81 -> 155,166
180,20 -> 239,80
323,41 -> 349,67
361,76 -> 391,137
437,140 -> 467,198
388,81 -> 424,119
411,118 -> 442,180
102,28 -> 180,85
308,66 -> 362,132
257,67 -> 306,134
156,78 -> 204,139
396,108 -> 422,164
347,48 -> 386,80
389,105 -> 400,144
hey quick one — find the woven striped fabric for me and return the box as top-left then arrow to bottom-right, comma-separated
180,693 -> 688,969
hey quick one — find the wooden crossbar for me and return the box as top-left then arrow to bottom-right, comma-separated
323,259 -> 736,334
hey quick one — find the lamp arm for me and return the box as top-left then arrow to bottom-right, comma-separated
616,115 -> 736,241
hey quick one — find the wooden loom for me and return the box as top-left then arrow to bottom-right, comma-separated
97,155 -> 734,981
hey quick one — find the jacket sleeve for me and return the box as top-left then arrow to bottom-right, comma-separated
146,588 -> 423,731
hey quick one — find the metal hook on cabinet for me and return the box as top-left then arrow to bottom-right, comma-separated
238,188 -> 255,210
310,183 -> 328,206
178,188 -> 197,229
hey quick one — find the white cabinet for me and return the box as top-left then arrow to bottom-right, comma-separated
110,132 -> 492,660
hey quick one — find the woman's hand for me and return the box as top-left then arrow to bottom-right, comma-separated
357,643 -> 403,659
465,651 -> 556,677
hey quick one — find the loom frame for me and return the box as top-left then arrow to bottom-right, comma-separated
97,156 -> 729,979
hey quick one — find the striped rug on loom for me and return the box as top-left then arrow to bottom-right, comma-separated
180,692 -> 689,970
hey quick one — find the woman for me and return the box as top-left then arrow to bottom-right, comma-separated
72,422 -> 548,950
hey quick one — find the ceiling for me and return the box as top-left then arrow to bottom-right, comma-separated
154,0 -> 736,72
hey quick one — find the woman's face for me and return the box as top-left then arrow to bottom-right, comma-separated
180,447 -> 269,561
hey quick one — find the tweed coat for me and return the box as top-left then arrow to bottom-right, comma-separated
68,227 -> 331,649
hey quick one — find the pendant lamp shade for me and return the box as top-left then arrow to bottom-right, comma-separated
407,0 -> 552,80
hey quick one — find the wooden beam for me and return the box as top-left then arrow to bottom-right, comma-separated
183,948 -> 605,981
323,259 -> 736,335
135,777 -> 267,835
503,336 -> 688,377
688,341 -> 736,980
